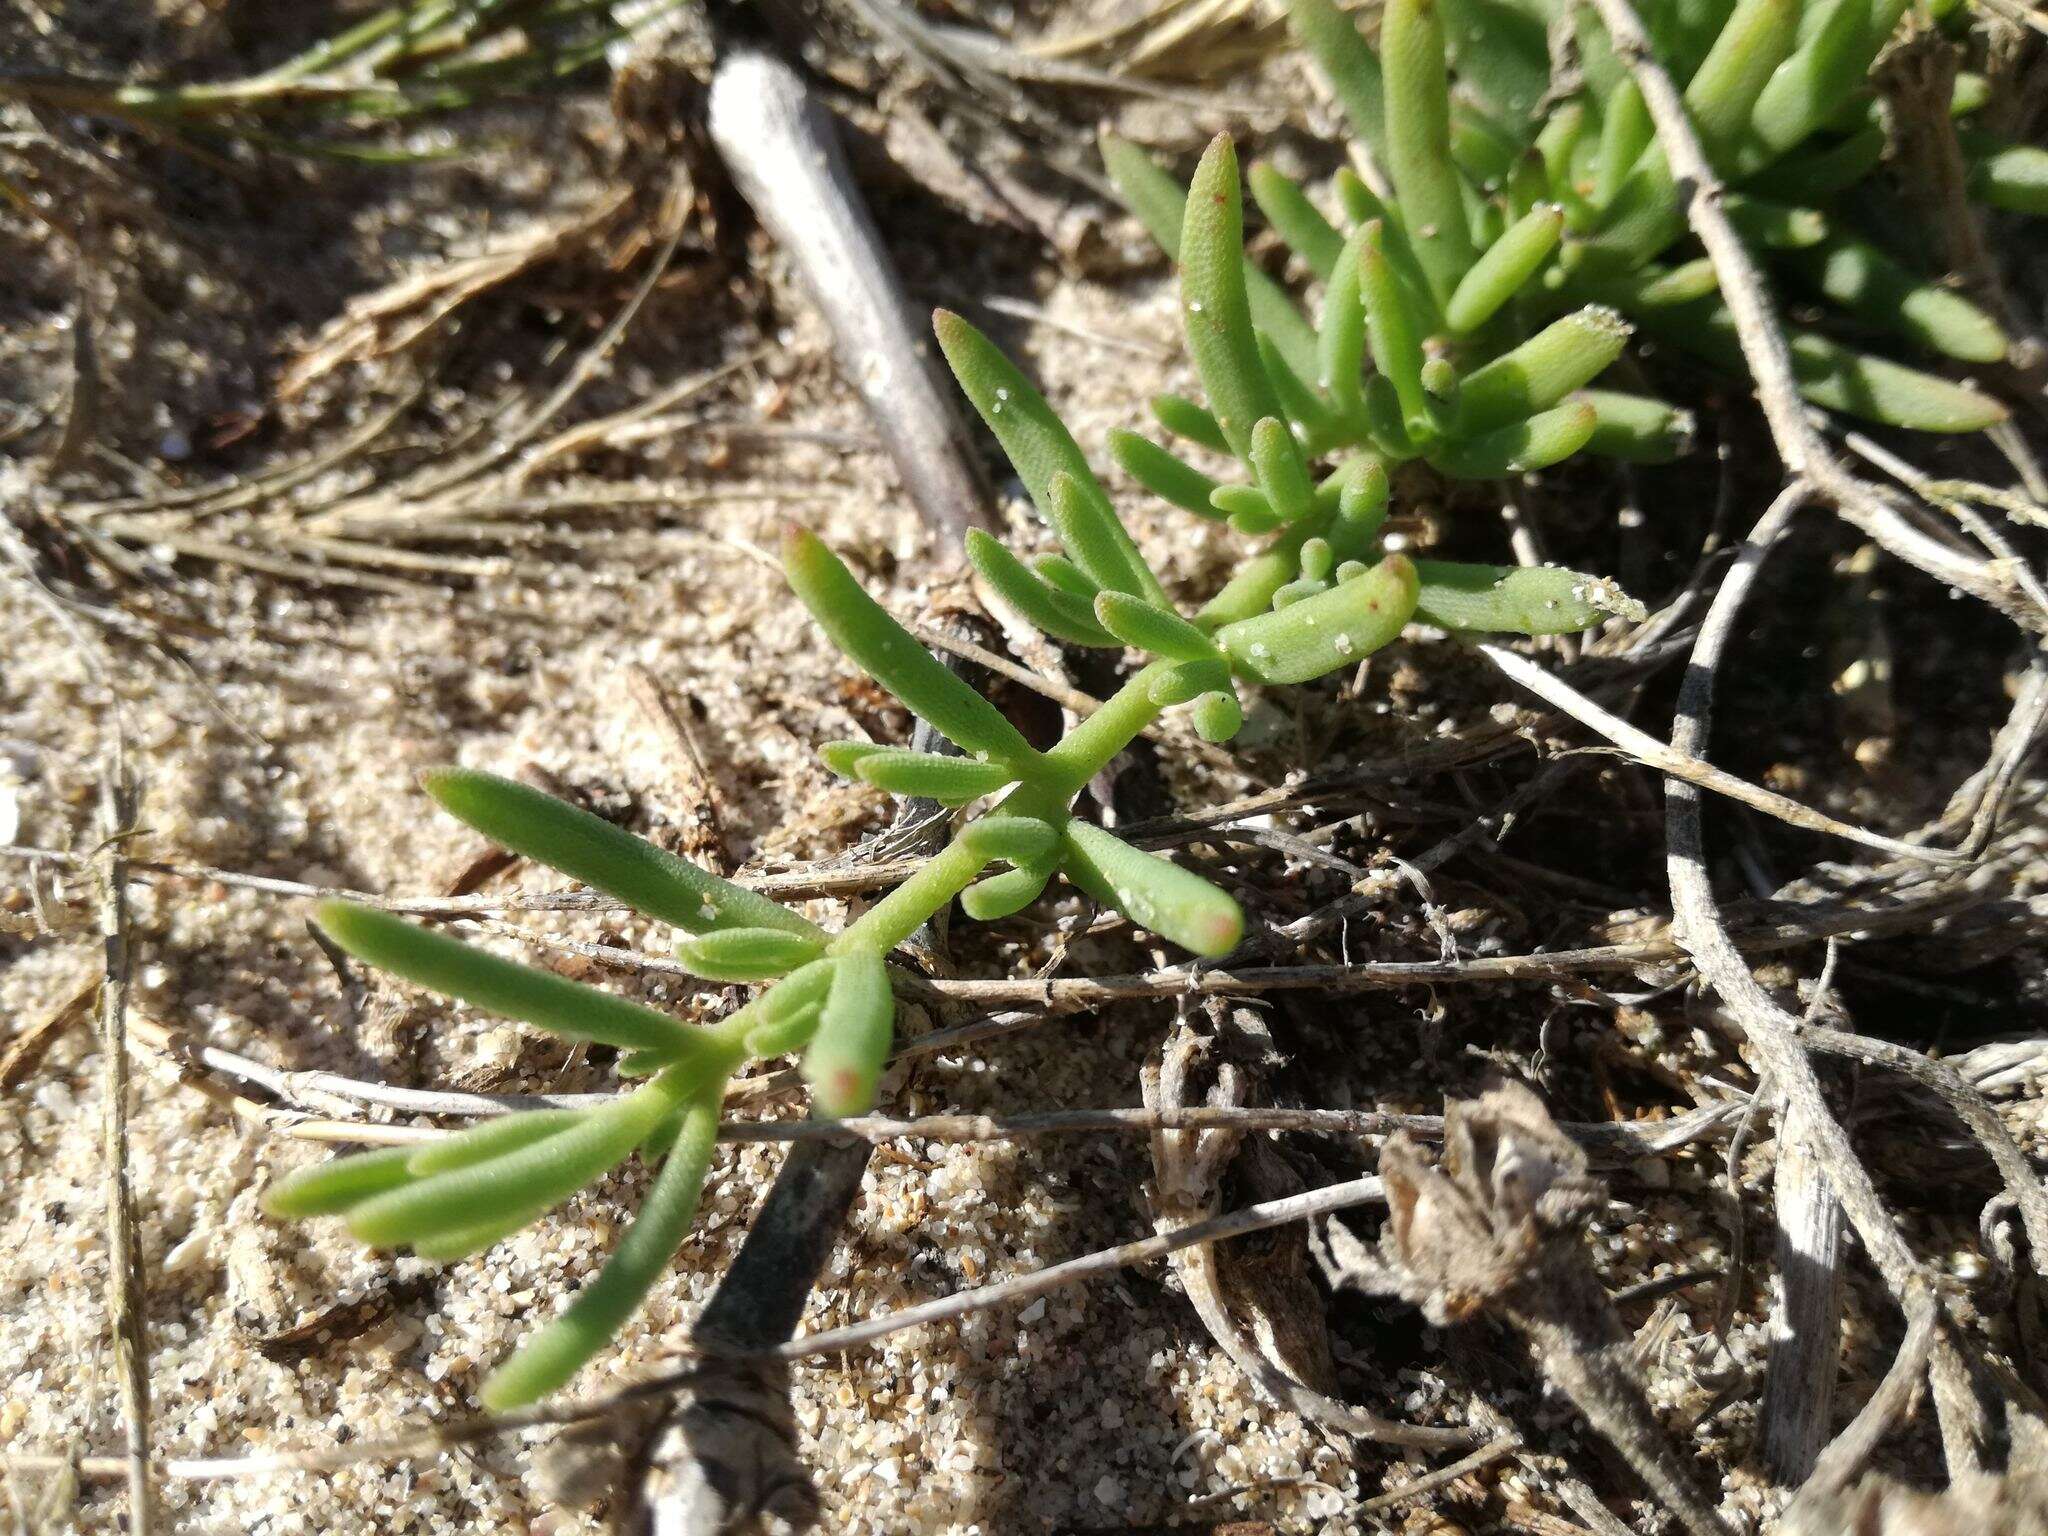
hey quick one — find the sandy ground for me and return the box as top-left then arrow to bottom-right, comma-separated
4,7 -> 2048,1535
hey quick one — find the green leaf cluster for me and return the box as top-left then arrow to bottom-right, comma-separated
1106,0 -> 2029,439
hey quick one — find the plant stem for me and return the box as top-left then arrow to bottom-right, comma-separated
828,835 -> 994,958
1031,661 -> 1174,800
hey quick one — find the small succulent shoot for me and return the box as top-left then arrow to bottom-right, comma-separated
1103,0 -> 2031,435
270,109 -> 1671,1409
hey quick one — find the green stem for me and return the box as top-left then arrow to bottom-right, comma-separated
829,835 -> 998,958
1031,663 -> 1174,801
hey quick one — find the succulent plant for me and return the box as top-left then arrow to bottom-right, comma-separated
1105,0 -> 2033,441
265,121 -> 1653,1408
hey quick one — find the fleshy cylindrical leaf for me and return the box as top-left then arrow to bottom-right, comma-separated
934,313 -> 1166,605
1412,561 -> 1644,633
1640,305 -> 2007,431
740,958 -> 838,1057
407,1110 -> 585,1178
1100,134 -> 1321,380
674,927 -> 828,984
1318,231 -> 1368,425
424,768 -> 820,941
819,740 -> 884,781
315,902 -> 706,1057
1593,80 -> 1653,204
965,529 -> 1118,648
1250,416 -> 1315,522
1182,135 -> 1294,462
1062,821 -> 1244,957
1973,143 -> 2048,215
1683,0 -> 1798,158
1151,393 -> 1232,453
801,952 -> 895,1118
1445,204 -> 1564,336
1211,484 -> 1283,534
1216,554 -> 1419,684
785,527 -> 1037,764
1249,161 -> 1344,279
1785,235 -> 2007,363
1094,591 -> 1220,662
1380,0 -> 1473,309
346,1089 -> 667,1249
263,1146 -> 417,1219
1148,657 -> 1234,706
1357,223 -> 1430,432
1743,0 -> 1872,164
1455,306 -> 1630,432
1050,471 -> 1174,611
479,1089 -> 721,1409
1285,0 -> 1388,162
1579,390 -> 1696,462
960,860 -> 1057,921
1429,400 -> 1599,477
1109,430 -> 1227,521
957,814 -> 1063,866
1192,691 -> 1243,742
853,749 -> 1019,806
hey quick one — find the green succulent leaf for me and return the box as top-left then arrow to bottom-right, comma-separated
960,858 -> 1059,920
1249,160 -> 1344,279
1445,203 -> 1565,336
1094,591 -> 1220,662
740,958 -> 839,1057
1192,691 -> 1244,742
1683,0 -> 1799,158
1285,0 -> 1389,162
957,814 -> 1064,866
1593,82 -> 1654,205
1428,399 -> 1600,477
1356,222 -> 1431,432
801,951 -> 895,1118
965,529 -> 1119,648
423,768 -> 820,941
1062,820 -> 1244,957
1216,554 -> 1419,684
1579,390 -> 1697,462
264,1145 -> 417,1219
1182,135 -> 1296,464
1639,305 -> 2007,431
1148,657 -> 1235,706
1741,0 -> 1873,164
1099,132 -> 1322,379
784,526 -> 1039,764
1412,560 -> 1645,633
935,313 -> 1166,605
1109,429 -> 1228,521
1456,306 -> 1631,433
480,1088 -> 721,1409
1250,416 -> 1315,523
1783,235 -> 2008,363
674,927 -> 829,984
1722,195 -> 1827,249
407,1110 -> 586,1178
1972,143 -> 2048,215
1380,0 -> 1473,308
1151,393 -> 1232,453
848,749 -> 1021,806
345,1085 -> 672,1250
314,902 -> 713,1059
1211,483 -> 1285,535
